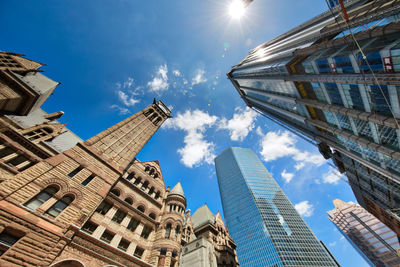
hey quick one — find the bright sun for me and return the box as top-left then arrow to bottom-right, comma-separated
229,0 -> 245,19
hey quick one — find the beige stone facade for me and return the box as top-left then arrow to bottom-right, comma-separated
0,51 -> 194,267
180,205 -> 239,267
0,51 -> 240,267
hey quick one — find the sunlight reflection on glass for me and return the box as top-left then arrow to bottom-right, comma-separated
229,0 -> 246,19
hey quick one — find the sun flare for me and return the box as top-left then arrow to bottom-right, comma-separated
229,0 -> 246,19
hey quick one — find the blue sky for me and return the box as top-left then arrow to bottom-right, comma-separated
2,0 -> 369,265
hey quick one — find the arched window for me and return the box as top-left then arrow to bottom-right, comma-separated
165,223 -> 171,238
137,205 -> 145,213
154,117 -> 162,125
149,213 -> 156,220
155,191 -> 160,200
154,173 -> 159,179
149,169 -> 154,175
141,181 -> 149,191
133,177 -> 141,185
111,189 -> 120,196
148,187 -> 154,196
24,185 -> 59,211
175,226 -> 180,239
44,194 -> 74,218
124,197 -> 133,205
149,113 -> 158,121
145,166 -> 150,172
126,172 -> 135,181
144,109 -> 154,116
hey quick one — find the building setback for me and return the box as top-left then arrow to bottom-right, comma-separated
227,0 -> 400,238
328,199 -> 400,266
215,147 -> 339,267
0,51 -> 199,267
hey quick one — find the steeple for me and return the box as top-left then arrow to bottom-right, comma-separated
333,199 -> 348,209
84,100 -> 170,171
168,180 -> 185,199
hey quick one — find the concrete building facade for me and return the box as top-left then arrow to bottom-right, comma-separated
0,51 -> 196,267
227,0 -> 400,237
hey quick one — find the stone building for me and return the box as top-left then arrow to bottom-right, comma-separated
180,204 -> 239,267
0,51 -> 197,266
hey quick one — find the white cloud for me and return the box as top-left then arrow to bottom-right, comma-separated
123,77 -> 134,88
258,130 -> 325,166
322,168 -> 342,185
117,90 -> 140,107
281,169 -> 294,183
340,236 -> 345,241
163,110 -> 217,168
148,64 -> 169,92
110,104 -> 130,115
294,162 -> 306,170
173,69 -> 181,77
294,201 -> 314,217
191,69 -> 207,86
329,241 -> 337,247
218,107 -> 258,141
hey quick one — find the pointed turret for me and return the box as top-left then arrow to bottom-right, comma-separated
168,181 -> 185,199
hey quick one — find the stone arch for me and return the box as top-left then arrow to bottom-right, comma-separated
41,178 -> 68,194
124,197 -> 133,205
50,259 -> 85,267
110,188 -> 121,197
154,117 -> 162,125
136,201 -> 148,212
133,176 -> 142,185
143,108 -> 154,117
126,172 -> 135,181
137,205 -> 146,213
144,166 -> 150,172
63,187 -> 83,203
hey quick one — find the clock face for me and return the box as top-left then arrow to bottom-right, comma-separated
158,103 -> 169,114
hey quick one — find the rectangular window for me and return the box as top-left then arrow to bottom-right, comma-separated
0,230 -> 23,256
141,226 -> 152,239
134,247 -> 144,258
96,201 -> 113,215
82,221 -> 97,235
7,155 -> 29,168
112,210 -> 127,224
68,166 -> 83,178
100,230 -> 114,244
127,218 -> 140,232
81,174 -> 95,186
118,238 -> 130,251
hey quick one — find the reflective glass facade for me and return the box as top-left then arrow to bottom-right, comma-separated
215,147 -> 339,267
328,199 -> 400,266
228,0 -> 400,238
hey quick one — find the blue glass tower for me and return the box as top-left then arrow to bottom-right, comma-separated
215,147 -> 339,267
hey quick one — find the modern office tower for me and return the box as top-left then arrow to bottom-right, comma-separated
328,199 -> 400,266
227,0 -> 400,237
215,147 -> 340,267
0,51 -> 198,267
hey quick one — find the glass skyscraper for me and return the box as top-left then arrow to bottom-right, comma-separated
215,147 -> 339,267
328,199 -> 400,266
227,0 -> 400,238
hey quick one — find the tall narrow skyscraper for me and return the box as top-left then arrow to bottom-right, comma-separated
328,199 -> 400,267
215,147 -> 339,267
